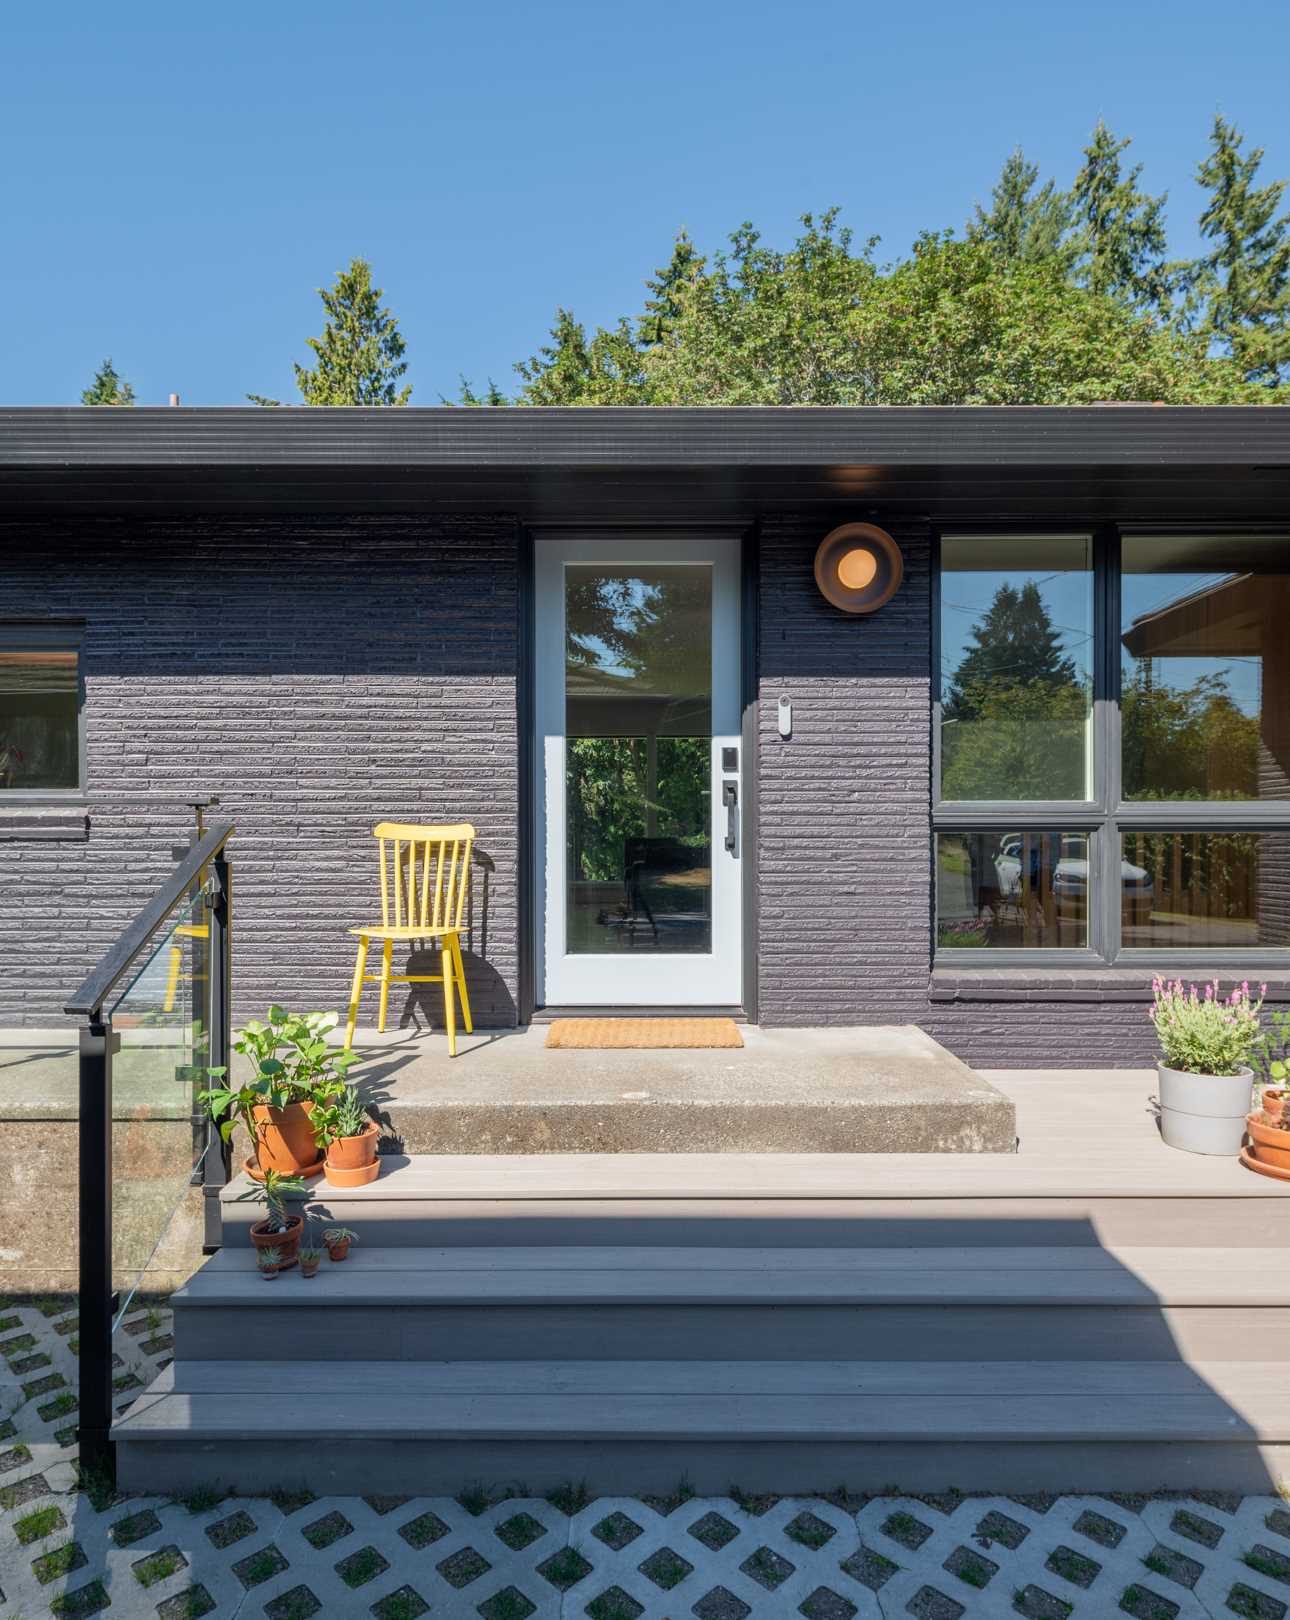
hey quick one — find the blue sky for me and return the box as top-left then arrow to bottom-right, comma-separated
4,0 -> 1288,406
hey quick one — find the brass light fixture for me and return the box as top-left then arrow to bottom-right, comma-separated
813,522 -> 903,613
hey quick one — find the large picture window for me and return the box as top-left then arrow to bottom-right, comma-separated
934,533 -> 1290,963
0,627 -> 84,795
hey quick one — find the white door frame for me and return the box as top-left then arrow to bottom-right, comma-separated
534,532 -> 743,1007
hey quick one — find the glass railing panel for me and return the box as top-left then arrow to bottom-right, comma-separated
106,876 -> 211,1330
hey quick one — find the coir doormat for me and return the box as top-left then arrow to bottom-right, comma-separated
545,1017 -> 744,1050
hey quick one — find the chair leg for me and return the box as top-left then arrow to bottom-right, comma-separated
163,946 -> 182,1014
449,934 -> 473,1034
377,939 -> 393,1033
442,940 -> 458,1058
345,937 -> 369,1051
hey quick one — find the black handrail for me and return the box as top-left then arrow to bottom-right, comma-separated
65,822 -> 234,1016
67,818 -> 235,1481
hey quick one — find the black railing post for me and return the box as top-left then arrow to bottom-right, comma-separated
77,1013 -> 116,1479
202,848 -> 232,1252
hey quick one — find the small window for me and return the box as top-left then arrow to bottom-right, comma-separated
0,631 -> 83,794
936,830 -> 1091,950
939,536 -> 1094,801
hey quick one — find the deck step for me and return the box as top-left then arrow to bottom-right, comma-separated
113,1358 -> 1290,1495
172,1244 -> 1290,1363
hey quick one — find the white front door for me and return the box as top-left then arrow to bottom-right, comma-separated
535,534 -> 743,1006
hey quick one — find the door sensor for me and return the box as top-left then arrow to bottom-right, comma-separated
777,695 -> 792,738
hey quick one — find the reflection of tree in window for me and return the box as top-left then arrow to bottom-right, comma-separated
942,580 -> 1089,800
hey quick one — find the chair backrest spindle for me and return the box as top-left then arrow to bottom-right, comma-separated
371,822 -> 475,938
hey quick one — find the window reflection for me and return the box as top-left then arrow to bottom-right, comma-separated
0,647 -> 80,791
1121,536 -> 1290,802
936,831 -> 1090,949
939,538 -> 1093,801
565,566 -> 712,956
1121,831 -> 1290,950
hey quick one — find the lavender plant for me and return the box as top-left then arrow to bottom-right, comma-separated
1149,977 -> 1265,1077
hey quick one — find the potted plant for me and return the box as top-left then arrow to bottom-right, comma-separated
1256,1008 -> 1290,1122
1151,977 -> 1264,1155
299,1246 -> 322,1279
258,1247 -> 283,1280
313,1085 -> 381,1187
199,1006 -> 360,1180
237,1170 -> 307,1269
324,1227 -> 358,1262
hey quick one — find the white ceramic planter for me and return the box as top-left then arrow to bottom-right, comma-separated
1157,1061 -> 1255,1155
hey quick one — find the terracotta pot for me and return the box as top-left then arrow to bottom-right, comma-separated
249,1214 -> 303,1271
1263,1089 -> 1287,1124
300,1255 -> 321,1279
324,1158 -> 381,1189
259,1262 -> 279,1280
250,1100 -> 322,1178
326,1237 -> 351,1262
326,1121 -> 379,1171
1247,1112 -> 1290,1173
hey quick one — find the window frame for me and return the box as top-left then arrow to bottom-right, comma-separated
0,621 -> 86,803
932,527 -> 1290,969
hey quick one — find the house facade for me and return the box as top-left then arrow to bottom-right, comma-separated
2,405 -> 1288,1065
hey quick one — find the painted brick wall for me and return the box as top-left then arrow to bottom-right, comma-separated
0,516 -> 521,1030
756,518 -> 934,1027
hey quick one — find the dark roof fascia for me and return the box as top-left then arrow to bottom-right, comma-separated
0,405 -> 1287,470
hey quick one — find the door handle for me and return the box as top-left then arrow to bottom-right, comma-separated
722,781 -> 738,853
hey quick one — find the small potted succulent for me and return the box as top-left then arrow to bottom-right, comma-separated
199,1007 -> 361,1181
237,1169 -> 307,1269
1151,977 -> 1264,1155
299,1246 -> 323,1279
258,1247 -> 283,1280
324,1227 -> 358,1262
1258,1008 -> 1290,1122
313,1084 -> 381,1187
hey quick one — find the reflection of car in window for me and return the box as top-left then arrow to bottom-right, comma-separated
994,835 -> 1153,920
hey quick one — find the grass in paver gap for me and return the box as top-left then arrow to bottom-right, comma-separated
73,1456 -> 121,1511
1142,1544 -> 1203,1589
729,1485 -> 780,1515
179,1484 -> 225,1514
1269,1509 -> 1290,1542
269,1487 -> 316,1514
0,1441 -> 33,1472
478,1587 -> 539,1620
1227,1582 -> 1290,1620
362,1493 -> 410,1515
1170,1507 -> 1224,1548
1246,1545 -> 1290,1585
642,1477 -> 696,1514
1,1472 -> 50,1510
1013,1586 -> 1074,1620
839,1547 -> 900,1593
38,1390 -> 78,1420
591,1510 -> 643,1549
693,1586 -> 755,1620
53,1316 -> 78,1336
24,1370 -> 67,1398
301,1508 -> 353,1549
881,1509 -> 933,1551
904,1586 -> 966,1620
536,1546 -> 594,1590
496,1511 -> 549,1550
1045,1545 -> 1102,1588
111,1508 -> 163,1547
232,1544 -> 290,1588
134,1545 -> 189,1588
784,1509 -> 837,1549
49,1580 -> 111,1619
740,1545 -> 795,1588
398,1509 -> 451,1549
336,1544 -> 390,1588
944,1544 -> 999,1589
11,1350 -> 53,1373
156,1586 -> 218,1620
457,1482 -> 494,1515
371,1587 -> 432,1620
264,1585 -> 323,1620
55,1420 -> 79,1444
436,1546 -> 492,1588
205,1509 -> 258,1550
33,1294 -> 75,1317
0,1313 -> 18,1332
637,1547 -> 695,1589
585,1587 -> 645,1620
1118,1582 -> 1181,1620
1073,1509 -> 1128,1549
689,1509 -> 741,1550
14,1503 -> 66,1543
2,1332 -> 38,1355
546,1478 -> 592,1515
0,1417 -> 15,1440
975,1509 -> 1030,1550
799,1589 -> 859,1620
33,1540 -> 89,1583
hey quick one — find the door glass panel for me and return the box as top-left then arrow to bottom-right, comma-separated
565,565 -> 712,955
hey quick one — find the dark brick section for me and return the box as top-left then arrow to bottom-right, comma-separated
0,516 -> 520,1028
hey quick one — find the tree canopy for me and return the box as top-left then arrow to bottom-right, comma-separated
251,257 -> 412,406
82,359 -> 135,406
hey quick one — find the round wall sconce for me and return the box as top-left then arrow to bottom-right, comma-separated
813,522 -> 903,614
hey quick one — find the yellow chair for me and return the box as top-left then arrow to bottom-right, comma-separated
163,923 -> 207,1014
344,822 -> 476,1055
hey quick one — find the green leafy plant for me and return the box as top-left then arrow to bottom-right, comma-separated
323,1227 -> 358,1246
257,1247 -> 283,1274
299,1247 -> 322,1264
198,1006 -> 360,1146
236,1170 -> 306,1234
309,1083 -> 371,1152
1150,976 -> 1265,1076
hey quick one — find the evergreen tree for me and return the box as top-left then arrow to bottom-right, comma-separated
81,359 -> 135,405
968,148 -> 1075,269
1193,115 -> 1290,385
639,230 -> 701,344
456,376 -> 508,406
251,258 -> 412,405
943,581 -> 1079,721
1070,121 -> 1173,315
